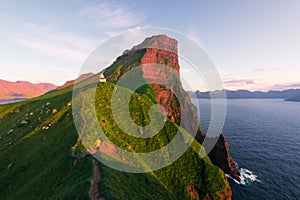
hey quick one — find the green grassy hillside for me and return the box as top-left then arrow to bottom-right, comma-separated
0,76 -> 228,199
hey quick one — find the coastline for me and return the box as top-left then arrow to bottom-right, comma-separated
0,98 -> 27,104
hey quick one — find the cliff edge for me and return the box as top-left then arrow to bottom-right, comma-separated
104,34 -> 236,199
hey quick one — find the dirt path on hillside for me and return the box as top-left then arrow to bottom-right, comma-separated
79,91 -> 87,139
89,159 -> 105,200
79,92 -> 128,162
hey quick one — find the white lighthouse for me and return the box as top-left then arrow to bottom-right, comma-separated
99,73 -> 106,82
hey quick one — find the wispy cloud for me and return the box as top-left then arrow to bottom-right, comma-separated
222,78 -> 270,91
222,78 -> 300,91
224,79 -> 256,87
79,1 -> 146,29
2,1 -> 147,78
17,39 -> 87,62
11,23 -> 101,62
270,82 -> 300,90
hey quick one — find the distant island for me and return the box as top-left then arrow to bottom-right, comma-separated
189,89 -> 300,102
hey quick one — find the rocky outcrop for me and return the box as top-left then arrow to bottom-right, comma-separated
196,133 -> 241,182
187,186 -> 200,199
139,35 -> 198,133
131,34 -> 178,54
209,134 -> 241,181
140,45 -> 181,124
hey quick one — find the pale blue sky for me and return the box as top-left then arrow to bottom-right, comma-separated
0,0 -> 299,91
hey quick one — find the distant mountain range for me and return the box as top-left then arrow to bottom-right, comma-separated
189,89 -> 300,102
0,73 -> 95,100
2,76 -> 300,102
0,79 -> 57,100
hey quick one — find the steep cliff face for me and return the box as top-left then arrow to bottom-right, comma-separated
207,134 -> 241,182
121,35 -> 197,131
139,36 -> 181,125
104,35 -> 236,198
130,35 -> 240,184
195,132 -> 241,183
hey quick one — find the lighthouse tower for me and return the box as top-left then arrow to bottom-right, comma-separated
99,73 -> 106,82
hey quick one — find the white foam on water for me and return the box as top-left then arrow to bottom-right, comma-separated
226,168 -> 259,185
240,168 -> 257,182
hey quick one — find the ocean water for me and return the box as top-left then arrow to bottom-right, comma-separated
195,99 -> 300,200
0,99 -> 25,105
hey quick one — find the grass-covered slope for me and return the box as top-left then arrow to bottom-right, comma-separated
0,77 -> 228,199
0,34 -> 230,199
0,85 -> 174,200
94,82 -> 227,199
0,87 -> 94,199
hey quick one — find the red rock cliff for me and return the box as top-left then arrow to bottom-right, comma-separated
105,35 -> 240,188
208,134 -> 241,182
137,36 -> 240,184
139,35 -> 196,131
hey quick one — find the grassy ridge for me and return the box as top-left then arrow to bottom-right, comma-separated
0,76 -> 227,199
0,84 -> 174,199
93,82 -> 227,199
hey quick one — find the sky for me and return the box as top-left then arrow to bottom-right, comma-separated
0,0 -> 300,91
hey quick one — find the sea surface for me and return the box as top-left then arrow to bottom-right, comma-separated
195,98 -> 300,200
0,99 -> 25,105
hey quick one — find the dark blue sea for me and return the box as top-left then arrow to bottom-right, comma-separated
195,99 -> 300,200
